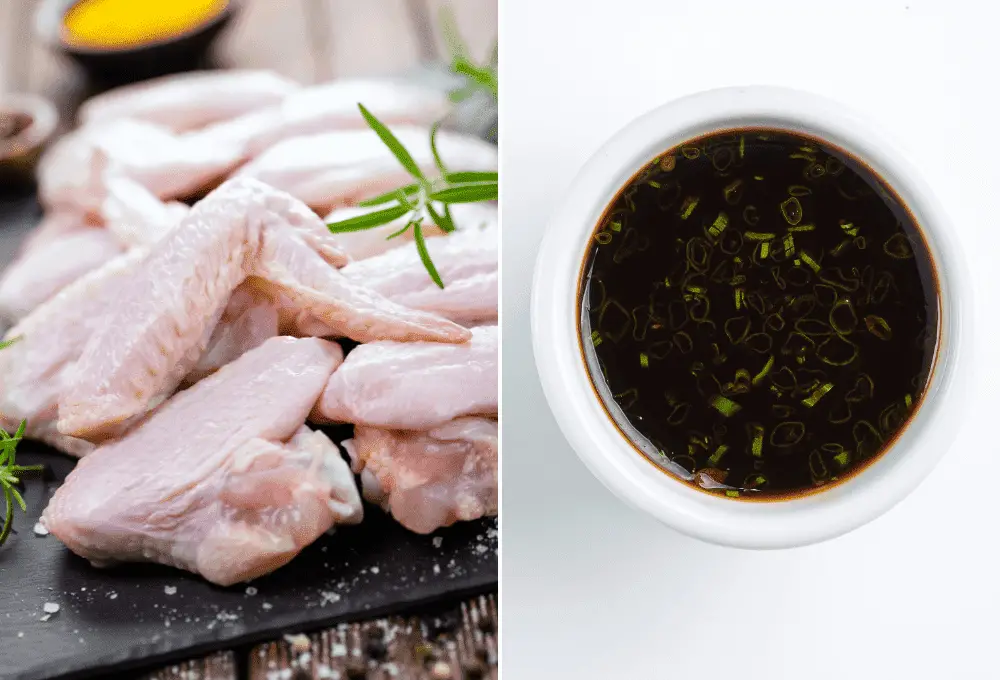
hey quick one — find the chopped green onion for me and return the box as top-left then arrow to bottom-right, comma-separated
833,451 -> 850,467
725,490 -> 740,498
710,395 -> 742,417
591,330 -> 602,347
707,444 -> 730,466
744,231 -> 775,240
799,250 -> 821,273
783,234 -> 795,258
865,315 -> 892,340
840,221 -> 858,237
639,352 -> 649,368
780,197 -> 803,225
759,241 -> 770,259
680,196 -> 699,219
752,355 -> 774,385
708,212 -> 729,239
751,426 -> 764,457
802,382 -> 834,407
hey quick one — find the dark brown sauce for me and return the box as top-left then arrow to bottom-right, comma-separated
578,128 -> 939,500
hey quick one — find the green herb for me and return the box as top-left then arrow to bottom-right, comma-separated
0,420 -> 42,547
326,108 -> 498,288
0,336 -> 22,351
710,395 -> 742,417
441,7 -> 498,103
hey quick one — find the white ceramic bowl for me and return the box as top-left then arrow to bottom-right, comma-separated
531,86 -> 972,549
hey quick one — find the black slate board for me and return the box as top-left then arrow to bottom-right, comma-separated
0,190 -> 498,680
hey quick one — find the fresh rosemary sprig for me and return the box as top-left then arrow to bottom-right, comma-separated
0,335 -> 40,548
441,8 -> 498,103
0,420 -> 42,547
326,104 -> 498,288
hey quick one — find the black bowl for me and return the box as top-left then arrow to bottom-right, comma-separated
51,0 -> 238,87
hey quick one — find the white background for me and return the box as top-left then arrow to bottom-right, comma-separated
501,1 -> 999,678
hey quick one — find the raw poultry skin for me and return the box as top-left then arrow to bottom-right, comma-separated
0,248 -> 149,456
312,326 -> 498,430
0,223 -> 123,321
236,126 -> 498,213
239,78 -> 448,156
324,202 -> 497,261
100,175 -> 191,247
58,177 -> 470,441
42,337 -> 362,587
340,222 -> 498,324
343,417 -> 498,534
38,119 -> 246,214
184,280 -> 279,384
77,69 -> 300,133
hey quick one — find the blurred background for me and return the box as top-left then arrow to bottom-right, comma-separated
0,0 -> 496,110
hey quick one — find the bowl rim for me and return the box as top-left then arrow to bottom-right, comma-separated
530,85 -> 973,549
0,93 -> 59,161
53,0 -> 235,55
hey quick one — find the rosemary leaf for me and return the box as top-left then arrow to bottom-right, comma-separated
445,171 -> 498,183
453,56 -> 499,99
427,202 -> 456,233
358,104 -> 426,181
357,183 -> 420,207
385,220 -> 414,240
430,122 -> 448,176
414,224 -> 444,289
327,204 -> 412,233
0,335 -> 22,351
430,182 -> 498,204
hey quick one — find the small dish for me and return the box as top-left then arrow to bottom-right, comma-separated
531,86 -> 972,549
36,0 -> 238,85
0,93 -> 59,184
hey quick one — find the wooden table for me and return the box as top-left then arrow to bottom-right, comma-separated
0,0 -> 497,99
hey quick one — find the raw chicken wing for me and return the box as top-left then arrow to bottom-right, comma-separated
39,119 -> 244,214
241,78 -> 448,156
101,175 -> 190,246
341,223 -> 498,324
0,229 -> 122,321
312,326 -> 497,430
0,248 -> 149,455
43,337 -> 362,586
343,417 -> 498,534
185,281 -> 279,384
236,126 -> 497,213
77,69 -> 300,133
58,178 -> 469,441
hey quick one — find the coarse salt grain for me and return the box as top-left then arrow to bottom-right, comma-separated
43,602 -> 60,614
432,536 -> 443,548
164,585 -> 177,595
33,522 -> 48,536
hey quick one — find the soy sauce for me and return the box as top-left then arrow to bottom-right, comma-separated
578,129 -> 939,499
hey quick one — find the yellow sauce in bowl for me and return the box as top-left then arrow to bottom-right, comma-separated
62,0 -> 229,50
